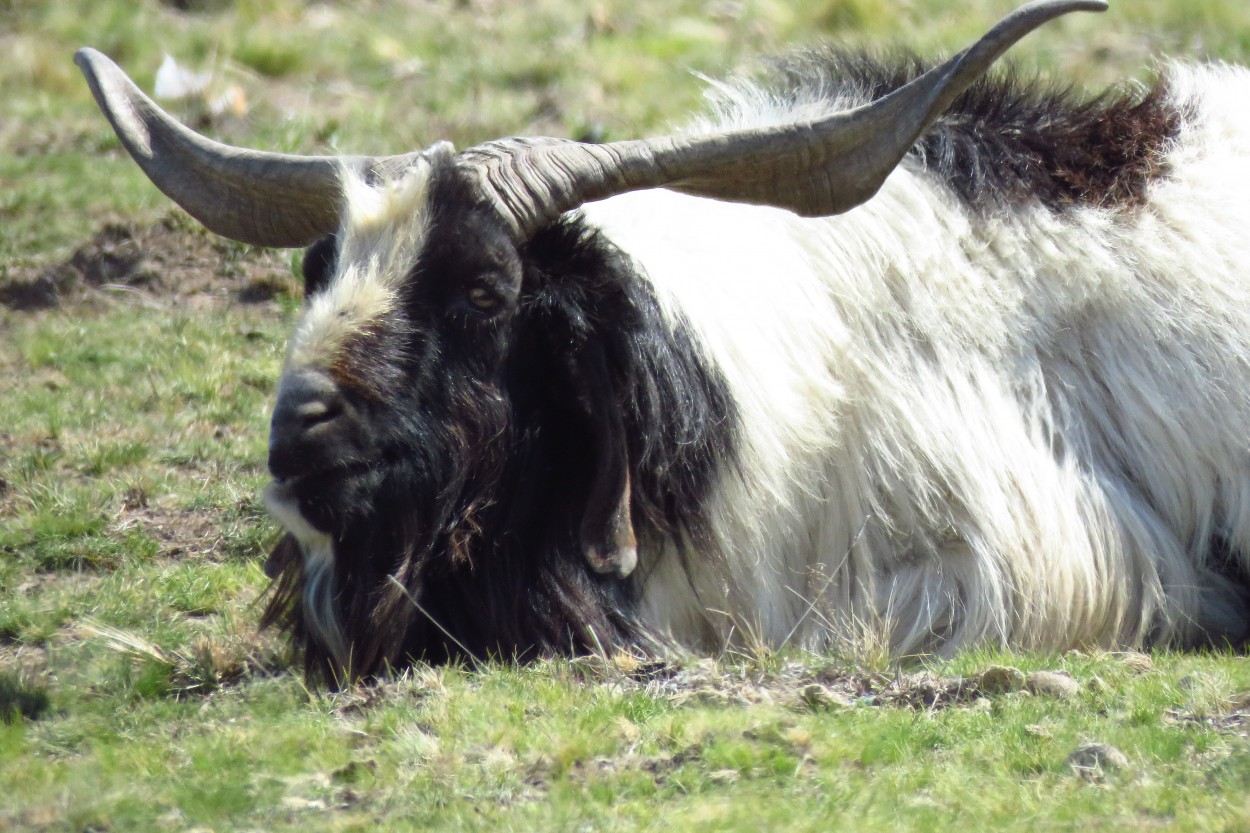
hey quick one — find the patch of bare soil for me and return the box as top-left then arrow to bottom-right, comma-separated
567,654 -> 1016,711
115,496 -> 227,561
641,657 -> 999,710
1,214 -> 298,312
1167,690 -> 1250,738
566,652 -> 1161,714
0,643 -> 48,678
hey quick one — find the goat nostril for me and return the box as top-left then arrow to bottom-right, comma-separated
296,396 -> 344,429
268,371 -> 359,481
271,370 -> 352,449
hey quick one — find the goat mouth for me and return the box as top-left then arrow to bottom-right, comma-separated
268,459 -> 378,490
264,479 -> 333,544
264,461 -> 382,536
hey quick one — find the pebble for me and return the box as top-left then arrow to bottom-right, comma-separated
1113,651 -> 1154,674
799,683 -> 838,709
1067,743 -> 1129,780
977,665 -> 1027,694
1027,670 -> 1080,699
1177,673 -> 1207,692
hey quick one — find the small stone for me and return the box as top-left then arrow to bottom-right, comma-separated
691,658 -> 719,675
1225,691 -> 1250,712
1177,673 -> 1207,691
800,683 -> 833,708
280,796 -> 328,812
1027,670 -> 1080,699
1067,743 -> 1129,780
977,665 -> 1027,694
1113,651 -> 1154,674
1085,674 -> 1110,695
708,769 -> 741,785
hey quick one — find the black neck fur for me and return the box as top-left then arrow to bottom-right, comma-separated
772,50 -> 1183,212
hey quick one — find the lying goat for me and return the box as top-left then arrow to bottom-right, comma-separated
78,0 -> 1250,683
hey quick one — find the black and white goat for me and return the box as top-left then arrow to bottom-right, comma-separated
78,0 -> 1250,683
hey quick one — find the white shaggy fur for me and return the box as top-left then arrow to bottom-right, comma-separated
264,481 -> 348,666
581,61 -> 1250,656
284,162 -> 434,374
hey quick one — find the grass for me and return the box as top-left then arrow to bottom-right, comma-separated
5,651 -> 1250,831
4,0 -> 1250,830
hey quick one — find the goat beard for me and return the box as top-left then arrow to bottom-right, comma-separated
259,357 -> 658,685
261,381 -> 513,686
260,509 -> 430,686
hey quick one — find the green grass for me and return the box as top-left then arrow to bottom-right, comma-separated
4,652 -> 1250,831
5,0 -> 1250,830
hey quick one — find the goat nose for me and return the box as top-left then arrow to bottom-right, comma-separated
268,370 -> 354,479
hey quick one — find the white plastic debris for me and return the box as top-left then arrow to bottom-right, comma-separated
154,54 -> 211,100
153,53 -> 247,119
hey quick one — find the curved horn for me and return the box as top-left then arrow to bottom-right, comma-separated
462,0 -> 1108,239
75,48 -> 422,248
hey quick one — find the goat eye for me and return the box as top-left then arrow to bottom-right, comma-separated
467,286 -> 500,311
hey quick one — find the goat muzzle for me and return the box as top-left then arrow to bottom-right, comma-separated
268,369 -> 364,482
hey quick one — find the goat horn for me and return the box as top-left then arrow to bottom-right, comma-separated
462,0 -> 1107,239
75,48 -> 422,248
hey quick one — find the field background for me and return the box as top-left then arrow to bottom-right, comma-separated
4,1 -> 1250,830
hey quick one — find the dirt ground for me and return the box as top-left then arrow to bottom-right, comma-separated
0,216 -> 288,585
0,214 -> 298,312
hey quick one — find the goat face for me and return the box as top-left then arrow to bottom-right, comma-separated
261,156 -> 545,675
265,157 -> 519,546
261,156 -> 659,678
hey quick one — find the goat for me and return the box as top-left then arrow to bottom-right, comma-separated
77,0 -> 1250,684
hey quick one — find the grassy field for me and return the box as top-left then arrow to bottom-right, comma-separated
4,1 -> 1250,830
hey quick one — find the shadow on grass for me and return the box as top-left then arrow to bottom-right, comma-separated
0,671 -> 51,723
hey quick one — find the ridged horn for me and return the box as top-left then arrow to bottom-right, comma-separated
75,48 -> 424,248
460,0 -> 1108,240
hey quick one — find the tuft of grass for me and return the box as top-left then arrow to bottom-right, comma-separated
232,30 -> 306,78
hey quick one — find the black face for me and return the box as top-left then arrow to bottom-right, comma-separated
271,164 -> 525,549
262,160 -> 735,683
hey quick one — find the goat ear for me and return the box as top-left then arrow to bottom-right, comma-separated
301,234 -> 339,295
263,533 -> 301,579
582,472 -> 638,579
549,328 -> 639,580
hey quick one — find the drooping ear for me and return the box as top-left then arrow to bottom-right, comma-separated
263,533 -> 301,579
301,234 -> 339,296
582,468 -> 639,579
567,343 -> 640,580
520,298 -> 641,580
